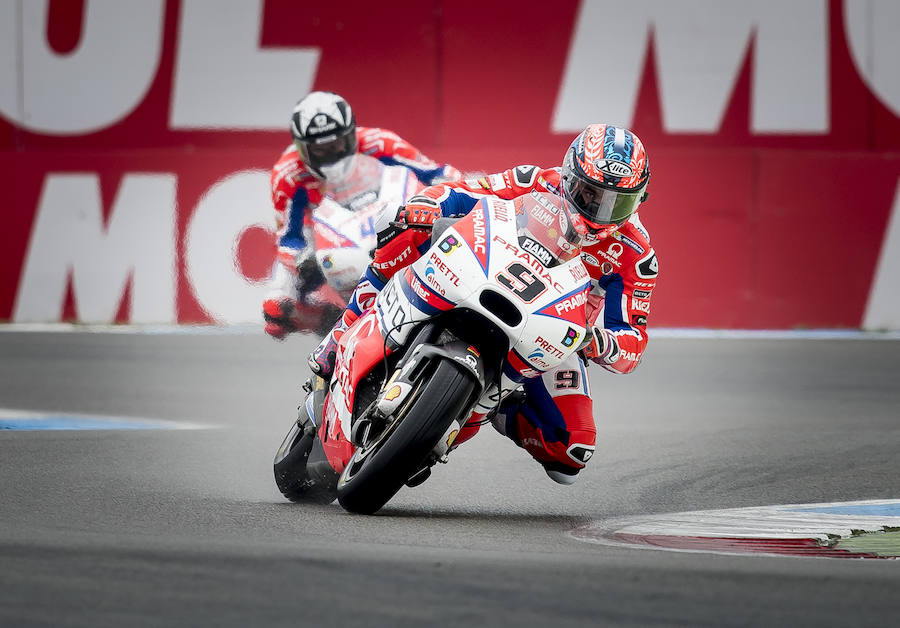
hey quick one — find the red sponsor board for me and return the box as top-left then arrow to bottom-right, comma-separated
2,0 -> 899,328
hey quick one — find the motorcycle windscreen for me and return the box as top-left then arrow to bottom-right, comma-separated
513,192 -> 582,267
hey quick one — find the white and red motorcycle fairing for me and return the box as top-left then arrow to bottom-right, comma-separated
310,153 -> 423,298
315,191 -> 592,508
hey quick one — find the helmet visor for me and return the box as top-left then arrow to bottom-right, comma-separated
563,175 -> 643,227
296,132 -> 358,172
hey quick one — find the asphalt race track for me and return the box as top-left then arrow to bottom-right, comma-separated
1,329 -> 898,627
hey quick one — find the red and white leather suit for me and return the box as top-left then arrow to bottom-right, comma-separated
318,164 -> 659,482
265,127 -> 460,337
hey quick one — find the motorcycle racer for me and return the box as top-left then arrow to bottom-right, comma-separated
264,91 -> 462,339
311,123 -> 658,485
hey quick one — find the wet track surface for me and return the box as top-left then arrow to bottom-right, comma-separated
1,330 -> 899,627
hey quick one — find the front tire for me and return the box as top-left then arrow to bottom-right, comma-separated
336,359 -> 476,515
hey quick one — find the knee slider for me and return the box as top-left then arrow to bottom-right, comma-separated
542,461 -> 581,485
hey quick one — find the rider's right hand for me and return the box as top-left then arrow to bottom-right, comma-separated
399,194 -> 443,229
263,298 -> 297,340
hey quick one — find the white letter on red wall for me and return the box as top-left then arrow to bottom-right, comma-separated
171,0 -> 320,129
863,177 -> 900,330
553,0 -> 827,134
0,0 -> 164,134
845,0 -> 900,119
13,174 -> 177,323
184,171 -> 272,323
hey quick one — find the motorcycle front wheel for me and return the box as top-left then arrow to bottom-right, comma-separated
336,358 -> 476,515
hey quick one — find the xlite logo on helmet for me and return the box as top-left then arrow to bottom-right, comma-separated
595,159 -> 634,178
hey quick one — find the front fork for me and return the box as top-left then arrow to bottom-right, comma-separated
352,324 -> 491,482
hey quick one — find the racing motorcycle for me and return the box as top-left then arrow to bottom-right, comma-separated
307,153 -> 423,303
274,191 -> 592,514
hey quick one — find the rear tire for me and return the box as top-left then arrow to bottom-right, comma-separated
274,420 -> 337,504
336,359 -> 476,515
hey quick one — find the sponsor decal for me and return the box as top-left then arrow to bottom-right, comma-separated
472,208 -> 487,255
493,201 -> 511,223
438,234 -> 461,254
532,191 -> 561,214
562,327 -> 580,347
582,253 -> 601,266
493,235 -> 565,291
399,268 -> 456,318
557,236 -> 579,255
594,159 -> 634,178
531,206 -> 555,227
519,236 -> 554,266
455,353 -> 480,376
615,232 -> 645,254
633,289 -> 652,299
373,245 -> 413,270
569,263 -> 589,281
384,385 -> 403,401
537,284 -> 590,323
408,273 -> 431,301
321,255 -> 333,269
605,242 -> 624,260
310,114 -> 337,134
631,298 -> 651,313
558,206 -> 570,233
423,263 -> 446,295
377,223 -> 404,247
636,251 -> 658,278
534,336 -> 566,359
488,173 -> 506,191
427,252 -> 460,286
601,262 -> 615,275
631,314 -> 647,326
554,291 -> 588,315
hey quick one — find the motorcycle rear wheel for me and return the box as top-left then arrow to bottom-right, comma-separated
336,358 -> 476,515
273,419 -> 338,504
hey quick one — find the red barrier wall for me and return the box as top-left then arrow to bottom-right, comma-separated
3,0 -> 899,328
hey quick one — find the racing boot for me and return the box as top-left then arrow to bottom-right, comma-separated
490,389 -> 584,485
308,314 -> 351,380
308,266 -> 388,378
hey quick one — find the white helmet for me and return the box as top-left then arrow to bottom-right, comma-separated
290,91 -> 358,182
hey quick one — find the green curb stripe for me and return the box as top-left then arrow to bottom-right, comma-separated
834,530 -> 900,557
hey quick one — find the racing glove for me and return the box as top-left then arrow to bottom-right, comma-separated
398,194 -> 442,229
263,297 -> 298,340
579,327 -> 620,365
